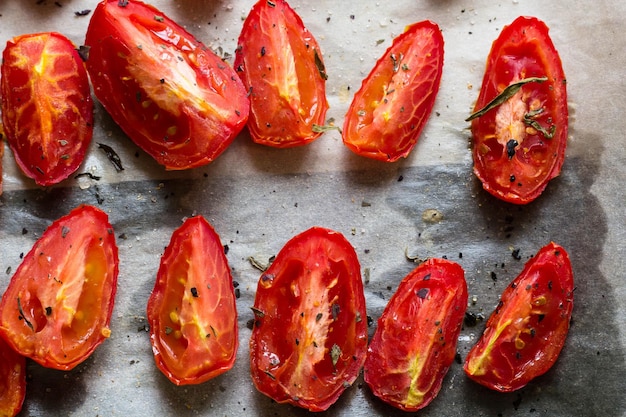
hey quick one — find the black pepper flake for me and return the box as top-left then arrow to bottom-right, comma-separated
511,248 -> 522,260
74,9 -> 91,16
506,139 -> 519,159
455,351 -> 462,364
98,143 -> 124,171
464,312 -> 478,327
315,313 -> 323,322
537,314 -> 545,323
118,0 -> 129,6
331,303 -> 341,320
45,306 -> 52,316
423,273 -> 431,281
548,280 -> 553,291
234,288 -> 240,299
366,315 -> 373,327
314,49 -> 328,80
260,46 -> 266,57
397,175 -> 404,182
416,288 -> 429,299
510,174 -> 516,182
190,287 -> 199,297
61,226 -> 70,238
223,244 -> 229,255
490,271 -> 497,281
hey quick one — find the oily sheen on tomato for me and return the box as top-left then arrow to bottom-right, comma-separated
469,16 -> 568,204
0,205 -> 119,371
234,0 -> 329,147
364,259 -> 467,411
1,32 -> 93,186
249,227 -> 367,412
0,336 -> 26,417
342,20 -> 444,162
84,0 -> 249,170
464,242 -> 574,392
147,216 -> 238,385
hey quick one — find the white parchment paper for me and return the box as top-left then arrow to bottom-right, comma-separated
0,1 -> 625,416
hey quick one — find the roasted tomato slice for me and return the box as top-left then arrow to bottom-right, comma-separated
84,0 -> 249,170
468,16 -> 568,204
1,32 -> 93,186
0,336 -> 26,417
249,227 -> 367,411
234,0 -> 329,148
0,205 -> 119,371
147,216 -> 238,385
342,20 -> 444,162
364,259 -> 467,411
464,242 -> 574,392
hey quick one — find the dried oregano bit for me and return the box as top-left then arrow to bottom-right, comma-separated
251,306 -> 266,318
465,77 -> 548,122
330,344 -> 342,368
523,108 -> 556,139
314,49 -> 328,80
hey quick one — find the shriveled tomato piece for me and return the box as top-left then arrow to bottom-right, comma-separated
364,259 -> 467,411
147,216 -> 238,385
234,0 -> 329,147
1,32 -> 93,186
468,16 -> 568,204
0,205 -> 119,371
464,242 -> 574,392
342,20 -> 444,162
84,0 -> 249,170
0,336 -> 26,417
249,227 -> 367,412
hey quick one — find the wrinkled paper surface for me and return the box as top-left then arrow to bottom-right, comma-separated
0,1 -> 625,416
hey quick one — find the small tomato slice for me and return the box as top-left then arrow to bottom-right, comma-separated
342,20 -> 444,162
464,242 -> 574,392
468,16 -> 568,204
364,259 -> 467,411
249,227 -> 367,412
0,205 -> 119,371
0,336 -> 26,417
1,32 -> 93,186
84,0 -> 249,170
234,0 -> 329,148
147,216 -> 238,385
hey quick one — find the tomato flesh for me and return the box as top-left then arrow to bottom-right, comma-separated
0,336 -> 26,417
343,20 -> 444,162
147,216 -> 238,385
249,227 -> 367,412
234,0 -> 329,147
364,259 -> 467,411
470,16 -> 568,204
1,32 -> 93,186
84,0 -> 249,170
0,205 -> 119,371
464,242 -> 574,391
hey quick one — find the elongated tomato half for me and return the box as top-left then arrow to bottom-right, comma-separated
84,0 -> 249,170
249,227 -> 367,412
1,32 -> 93,186
234,0 -> 329,147
469,16 -> 568,204
147,216 -> 238,385
0,205 -> 119,371
464,242 -> 574,392
342,20 -> 444,162
0,336 -> 26,417
364,259 -> 467,411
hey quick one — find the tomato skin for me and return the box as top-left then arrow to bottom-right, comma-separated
342,20 -> 444,162
147,216 -> 238,385
84,0 -> 249,170
464,242 -> 574,392
1,32 -> 93,186
249,227 -> 367,412
234,0 -> 328,148
470,16 -> 568,204
0,205 -> 119,371
364,259 -> 467,411
0,336 -> 26,417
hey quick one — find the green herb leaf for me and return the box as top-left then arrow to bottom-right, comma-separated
465,77 -> 548,122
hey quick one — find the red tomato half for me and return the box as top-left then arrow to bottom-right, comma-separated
249,227 -> 367,411
0,336 -> 26,417
364,259 -> 467,411
234,0 -> 329,148
342,20 -> 444,162
1,32 -> 93,186
0,205 -> 119,371
464,242 -> 574,392
84,0 -> 249,170
147,216 -> 238,385
469,16 -> 568,204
